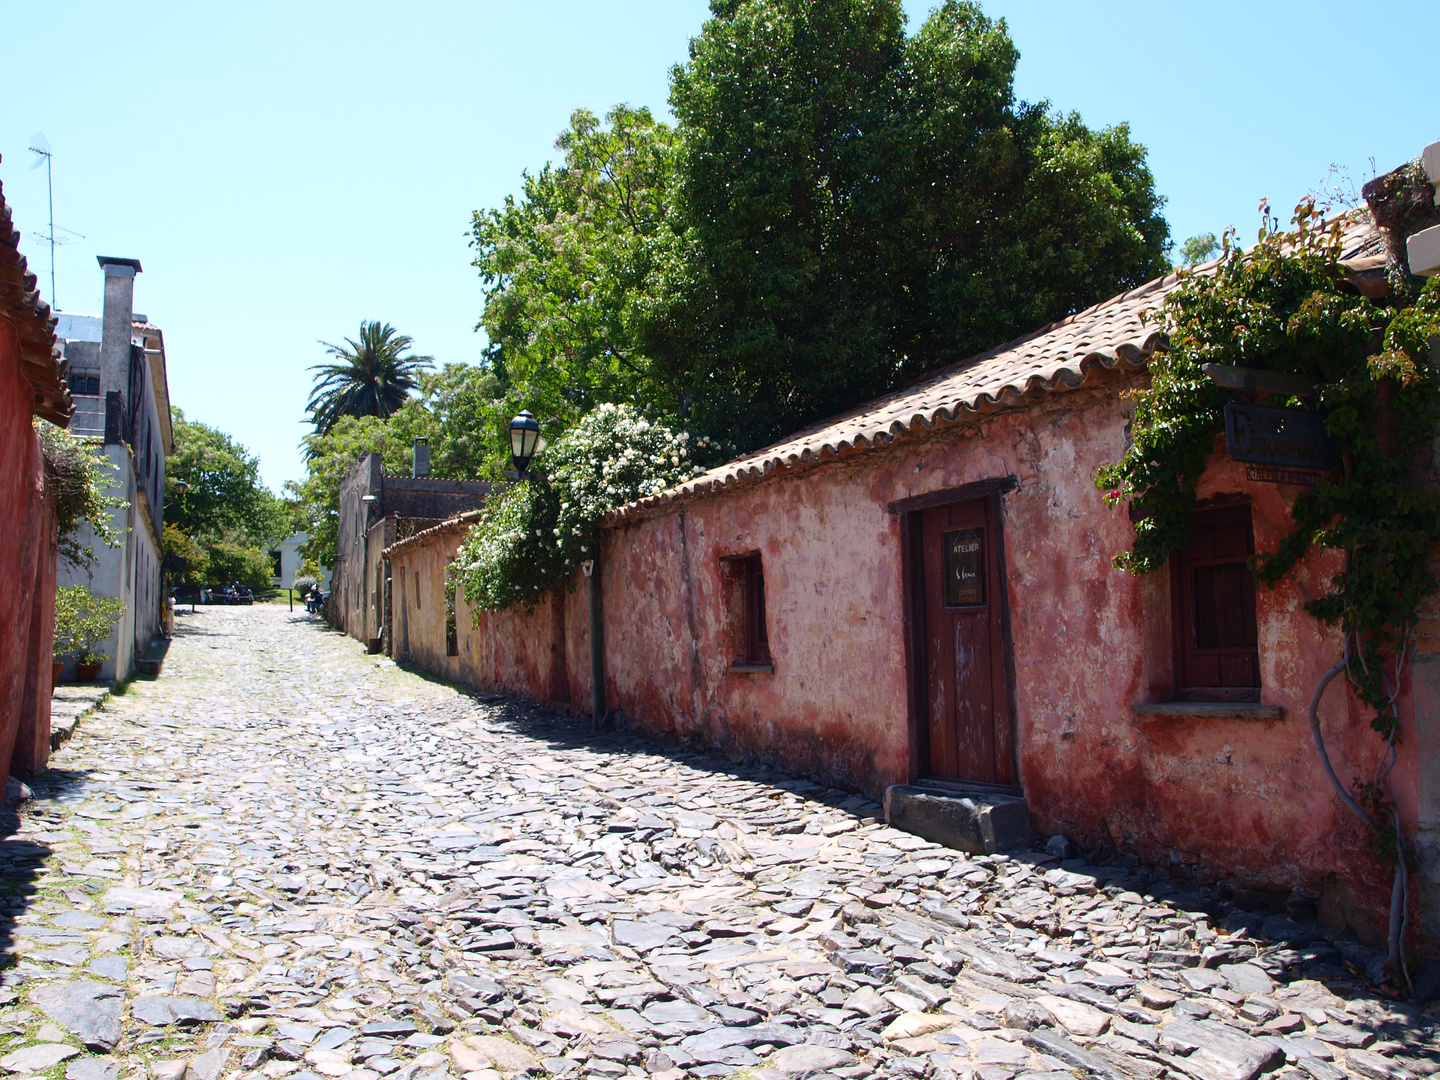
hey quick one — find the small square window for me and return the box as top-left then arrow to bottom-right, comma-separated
67,373 -> 99,396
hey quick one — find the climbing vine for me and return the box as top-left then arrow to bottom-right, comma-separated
1096,199 -> 1440,989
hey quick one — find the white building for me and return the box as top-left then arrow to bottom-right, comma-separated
54,257 -> 174,682
268,532 -> 331,591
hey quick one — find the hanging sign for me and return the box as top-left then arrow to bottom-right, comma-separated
1224,402 -> 1335,472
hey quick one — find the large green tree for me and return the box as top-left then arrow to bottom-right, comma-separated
660,0 -> 1171,447
165,411 -> 300,588
472,106 -> 679,426
306,321 -> 433,439
166,411 -> 294,546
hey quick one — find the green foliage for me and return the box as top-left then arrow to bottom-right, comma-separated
659,0 -> 1171,450
163,524 -> 210,585
293,575 -> 321,595
35,419 -> 127,569
466,1 -> 1170,459
53,584 -> 124,662
1177,232 -> 1220,268
292,397 -> 441,567
454,404 -> 712,612
292,363 -> 522,568
307,321 -> 433,438
167,410 -> 294,547
205,541 -> 276,588
472,106 -> 679,429
1096,200 -> 1440,738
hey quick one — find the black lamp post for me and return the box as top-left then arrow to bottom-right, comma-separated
509,410 -> 544,478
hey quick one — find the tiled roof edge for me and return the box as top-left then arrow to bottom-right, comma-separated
0,183 -> 72,426
601,331 -> 1161,528
382,510 -> 483,561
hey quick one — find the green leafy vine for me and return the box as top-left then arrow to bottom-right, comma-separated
1098,201 -> 1440,728
1096,199 -> 1440,990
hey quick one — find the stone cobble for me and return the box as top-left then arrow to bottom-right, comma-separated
0,605 -> 1435,1080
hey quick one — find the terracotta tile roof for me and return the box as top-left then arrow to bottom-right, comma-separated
0,179 -> 72,426
383,510 -> 483,561
604,213 -> 1384,527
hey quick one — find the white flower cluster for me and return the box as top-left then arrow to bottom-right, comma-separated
452,404 -> 712,613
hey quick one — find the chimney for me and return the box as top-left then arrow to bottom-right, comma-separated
413,438 -> 431,478
97,256 -> 142,428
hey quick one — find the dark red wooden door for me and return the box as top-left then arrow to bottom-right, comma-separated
919,497 -> 1013,783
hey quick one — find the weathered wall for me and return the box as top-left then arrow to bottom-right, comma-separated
0,318 -> 56,777
389,529 -> 586,707
385,380 -> 1414,944
55,444 -> 164,682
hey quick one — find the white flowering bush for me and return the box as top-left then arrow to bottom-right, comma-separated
454,404 -> 715,612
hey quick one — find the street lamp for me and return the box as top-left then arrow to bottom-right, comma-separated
509,410 -> 545,478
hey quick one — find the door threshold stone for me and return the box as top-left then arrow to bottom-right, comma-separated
884,783 -> 1034,855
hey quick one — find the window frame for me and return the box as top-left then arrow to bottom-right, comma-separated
1171,500 -> 1261,702
722,552 -> 773,673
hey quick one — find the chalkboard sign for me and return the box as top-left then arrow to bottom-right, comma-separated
1224,402 -> 1335,471
942,528 -> 985,608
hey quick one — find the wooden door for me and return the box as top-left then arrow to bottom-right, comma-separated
919,497 -> 1013,783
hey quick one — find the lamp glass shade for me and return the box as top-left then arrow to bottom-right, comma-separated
509,410 -> 541,468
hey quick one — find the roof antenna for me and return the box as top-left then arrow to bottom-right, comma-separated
27,132 -> 56,311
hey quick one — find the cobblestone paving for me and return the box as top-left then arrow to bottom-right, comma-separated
1,606 -> 1436,1080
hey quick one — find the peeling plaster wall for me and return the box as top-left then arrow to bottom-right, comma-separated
388,529 -> 586,706
387,380 -> 1419,946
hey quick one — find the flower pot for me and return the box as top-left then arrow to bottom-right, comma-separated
75,662 -> 101,682
52,661 -> 62,689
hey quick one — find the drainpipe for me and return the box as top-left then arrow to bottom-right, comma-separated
584,555 -> 604,729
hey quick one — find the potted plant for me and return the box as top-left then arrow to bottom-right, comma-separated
53,585 -> 124,684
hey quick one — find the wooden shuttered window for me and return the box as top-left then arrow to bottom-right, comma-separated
1173,503 -> 1260,701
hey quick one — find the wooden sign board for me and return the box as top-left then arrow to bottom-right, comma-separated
1224,402 -> 1335,472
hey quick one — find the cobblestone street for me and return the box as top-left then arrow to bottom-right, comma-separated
1,605 -> 1436,1080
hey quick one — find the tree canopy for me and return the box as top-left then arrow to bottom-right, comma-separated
298,0 -> 1173,585
166,411 -> 295,546
307,321 -> 433,438
165,411 -> 300,588
469,0 -> 1170,456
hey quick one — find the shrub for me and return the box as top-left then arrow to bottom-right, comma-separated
455,404 -> 714,612
53,585 -> 124,663
35,420 -> 127,569
163,524 -> 210,585
206,542 -> 276,588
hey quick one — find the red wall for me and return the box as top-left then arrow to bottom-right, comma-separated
393,380 -> 1412,942
0,318 -> 56,778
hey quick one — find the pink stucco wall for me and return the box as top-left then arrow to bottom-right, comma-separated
389,377 -> 1414,942
390,530 -> 587,708
0,318 -> 57,779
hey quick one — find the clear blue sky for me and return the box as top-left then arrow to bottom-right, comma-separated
4,1 -> 1436,492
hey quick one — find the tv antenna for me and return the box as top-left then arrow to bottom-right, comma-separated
27,132 -> 56,310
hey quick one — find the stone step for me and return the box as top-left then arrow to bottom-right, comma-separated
884,780 -> 1034,855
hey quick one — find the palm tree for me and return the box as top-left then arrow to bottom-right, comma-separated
306,321 -> 433,437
